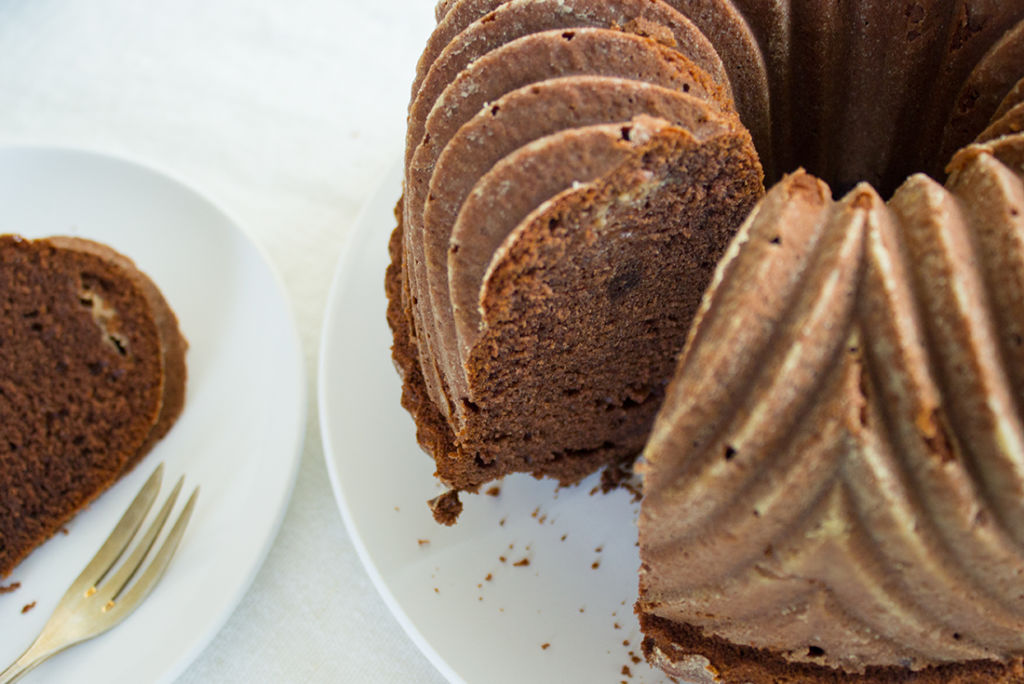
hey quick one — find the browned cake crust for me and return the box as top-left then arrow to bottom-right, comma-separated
0,235 -> 186,577
639,614 -> 1024,684
47,237 -> 187,468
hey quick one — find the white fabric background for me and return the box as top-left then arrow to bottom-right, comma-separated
0,1 -> 447,681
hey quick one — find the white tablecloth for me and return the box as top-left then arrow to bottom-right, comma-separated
0,1 -> 447,681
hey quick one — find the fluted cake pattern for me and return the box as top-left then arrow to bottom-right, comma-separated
392,0 -> 765,518
639,125 -> 1024,675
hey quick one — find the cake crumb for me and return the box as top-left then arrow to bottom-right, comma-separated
417,539 -> 430,546
513,558 -> 530,567
622,639 -> 630,646
595,545 -> 603,553
485,573 -> 493,581
499,556 -> 507,563
394,506 -> 400,512
630,653 -> 642,665
560,533 -> 567,541
499,517 -> 506,527
485,486 -> 501,497
538,514 -> 547,524
61,528 -> 69,535
428,490 -> 462,525
0,582 -> 20,594
433,587 -> 440,594
622,665 -> 632,676
592,561 -> 601,569
21,601 -> 36,614
614,622 -> 622,630
579,607 -> 585,613
541,643 -> 550,650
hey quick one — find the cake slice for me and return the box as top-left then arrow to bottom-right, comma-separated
427,78 -> 737,414
402,4 -> 733,419
977,100 -> 1024,142
915,7 -> 1024,180
0,235 -> 186,577
661,0 -> 772,176
404,0 -> 728,174
403,29 -> 733,419
936,19 -> 1024,175
390,114 -> 763,520
993,76 -> 1024,121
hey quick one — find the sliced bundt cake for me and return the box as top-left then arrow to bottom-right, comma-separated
392,0 -> 1024,680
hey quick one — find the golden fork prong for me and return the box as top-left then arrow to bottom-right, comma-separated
0,465 -> 198,684
112,486 -> 198,618
65,464 -> 163,602
94,476 -> 184,609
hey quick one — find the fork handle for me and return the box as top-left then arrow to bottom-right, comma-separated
0,637 -> 61,684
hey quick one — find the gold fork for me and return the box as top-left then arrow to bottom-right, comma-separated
0,464 -> 198,683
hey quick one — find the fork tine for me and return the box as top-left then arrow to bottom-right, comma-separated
108,486 -> 198,616
62,464 -> 164,603
94,476 -> 183,607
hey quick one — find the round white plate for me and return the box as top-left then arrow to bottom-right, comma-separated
0,147 -> 305,684
319,164 -> 672,683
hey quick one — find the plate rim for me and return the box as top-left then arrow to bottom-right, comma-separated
317,160 -> 463,684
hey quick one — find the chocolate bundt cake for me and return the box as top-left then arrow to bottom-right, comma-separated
0,235 -> 186,577
390,0 -> 1024,680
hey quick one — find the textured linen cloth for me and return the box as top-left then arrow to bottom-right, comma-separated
0,1 -> 446,681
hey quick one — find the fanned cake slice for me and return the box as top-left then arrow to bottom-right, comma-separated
404,12 -> 733,423
392,112 -> 762,521
936,19 -> 1024,176
392,0 -> 763,522
431,78 -> 736,410
0,235 -> 186,577
404,28 -> 734,418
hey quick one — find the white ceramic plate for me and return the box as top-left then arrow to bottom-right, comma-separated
319,164 -> 672,683
0,147 -> 305,684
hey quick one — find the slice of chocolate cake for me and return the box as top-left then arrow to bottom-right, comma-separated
429,78 -> 737,411
403,28 -> 734,420
390,112 -> 763,521
0,235 -> 186,577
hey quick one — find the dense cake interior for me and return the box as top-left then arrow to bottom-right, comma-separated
0,235 -> 185,577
